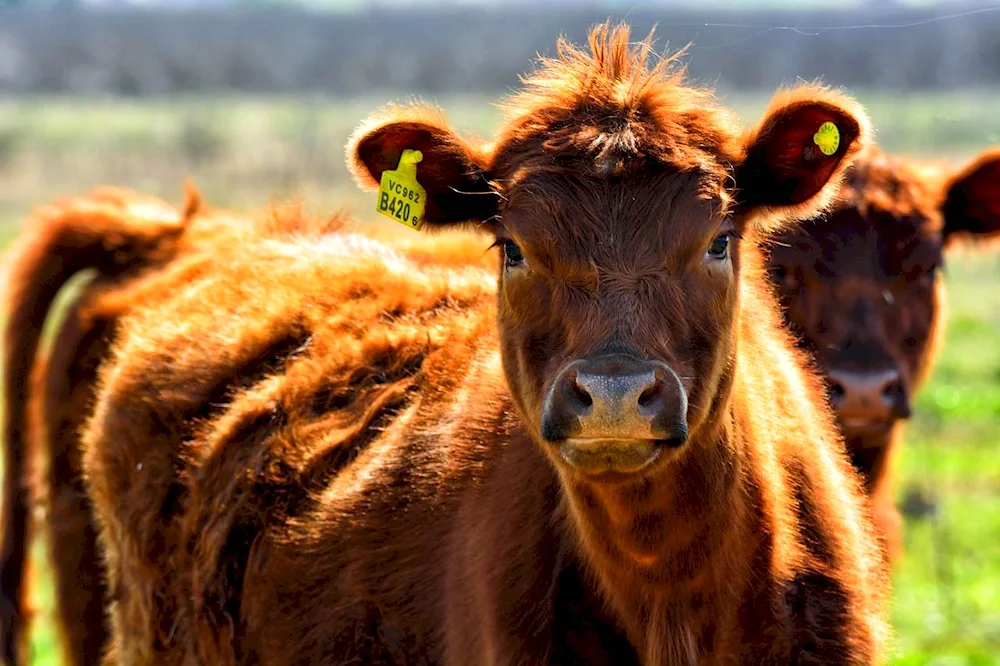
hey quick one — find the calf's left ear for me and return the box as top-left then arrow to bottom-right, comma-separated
735,85 -> 870,230
942,148 -> 1000,244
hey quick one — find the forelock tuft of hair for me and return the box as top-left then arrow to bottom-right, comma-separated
495,22 -> 739,174
841,145 -> 943,230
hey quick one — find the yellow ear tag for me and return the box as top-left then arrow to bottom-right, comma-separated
377,149 -> 426,230
813,122 -> 840,157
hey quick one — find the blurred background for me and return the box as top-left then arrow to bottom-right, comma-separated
1,0 -> 999,664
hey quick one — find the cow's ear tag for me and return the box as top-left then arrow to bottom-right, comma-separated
377,149 -> 426,230
813,122 -> 840,157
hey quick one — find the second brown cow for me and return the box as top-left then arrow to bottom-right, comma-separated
767,146 -> 1000,559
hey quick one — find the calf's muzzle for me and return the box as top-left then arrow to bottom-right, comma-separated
540,354 -> 688,475
827,367 -> 911,434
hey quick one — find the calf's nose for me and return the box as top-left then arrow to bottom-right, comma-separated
827,367 -> 911,423
540,354 -> 688,445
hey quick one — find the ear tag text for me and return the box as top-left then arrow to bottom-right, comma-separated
813,122 -> 840,157
377,149 -> 426,230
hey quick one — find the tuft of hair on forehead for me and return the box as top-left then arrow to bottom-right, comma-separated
840,145 -> 942,230
495,22 -> 739,175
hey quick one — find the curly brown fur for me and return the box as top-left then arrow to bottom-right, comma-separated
767,144 -> 1000,560
1,184 -> 480,664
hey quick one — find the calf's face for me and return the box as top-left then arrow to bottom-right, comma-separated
350,32 -> 869,481
493,168 -> 733,475
768,149 -> 1000,443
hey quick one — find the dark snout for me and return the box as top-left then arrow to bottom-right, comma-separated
540,354 -> 688,475
827,367 -> 911,434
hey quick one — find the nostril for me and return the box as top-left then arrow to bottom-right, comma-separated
882,380 -> 906,408
638,380 -> 664,409
882,381 -> 902,399
828,381 -> 845,403
569,376 -> 593,409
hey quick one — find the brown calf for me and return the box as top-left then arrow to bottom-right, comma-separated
767,146 -> 1000,559
11,24 -> 889,664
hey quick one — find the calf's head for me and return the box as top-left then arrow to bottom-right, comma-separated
768,148 -> 1000,444
350,25 -> 869,480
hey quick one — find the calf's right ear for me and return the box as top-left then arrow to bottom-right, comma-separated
347,105 -> 499,229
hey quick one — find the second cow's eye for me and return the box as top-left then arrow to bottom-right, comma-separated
770,265 -> 800,291
501,239 -> 526,268
706,234 -> 730,261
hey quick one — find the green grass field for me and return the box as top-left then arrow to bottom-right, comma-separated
1,91 -> 1000,664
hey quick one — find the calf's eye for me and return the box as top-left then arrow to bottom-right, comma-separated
501,239 -> 526,268
706,234 -> 730,261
